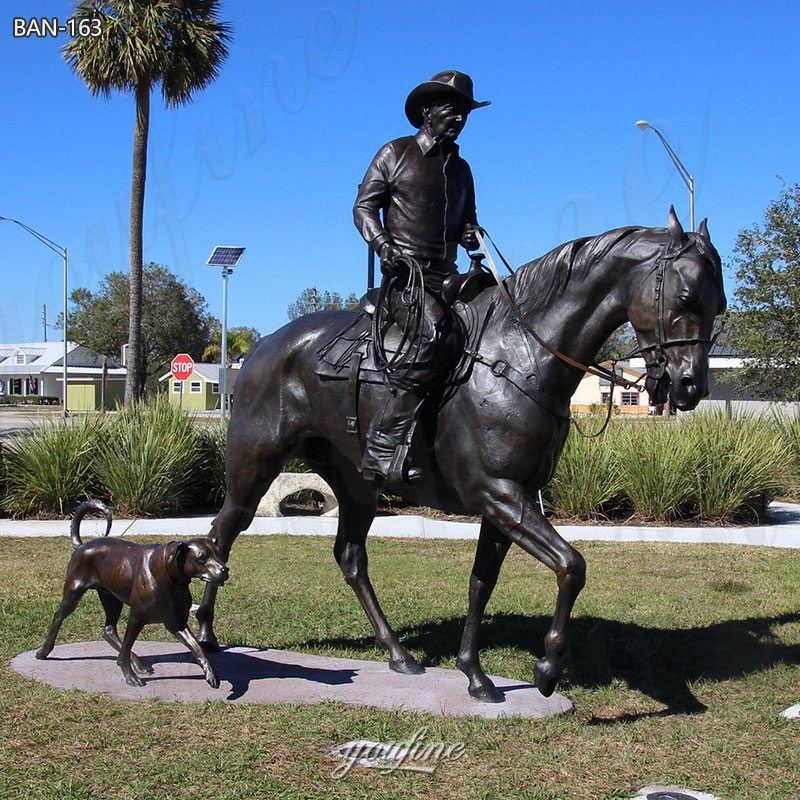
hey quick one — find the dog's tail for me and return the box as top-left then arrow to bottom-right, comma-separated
70,500 -> 113,549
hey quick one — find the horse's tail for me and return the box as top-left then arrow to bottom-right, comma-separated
70,499 -> 113,549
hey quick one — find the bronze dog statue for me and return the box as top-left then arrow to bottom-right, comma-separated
37,500 -> 229,687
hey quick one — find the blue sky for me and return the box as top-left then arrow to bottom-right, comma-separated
1,0 -> 798,345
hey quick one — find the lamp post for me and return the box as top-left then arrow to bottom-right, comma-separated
0,216 -> 69,417
635,120 -> 695,231
206,246 -> 246,420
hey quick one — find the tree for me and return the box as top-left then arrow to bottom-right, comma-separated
596,323 -> 637,364
726,183 -> 800,400
66,263 -> 216,393
287,287 -> 360,321
202,325 -> 260,364
63,1 -> 231,404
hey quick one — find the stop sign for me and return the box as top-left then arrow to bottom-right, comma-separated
171,353 -> 195,382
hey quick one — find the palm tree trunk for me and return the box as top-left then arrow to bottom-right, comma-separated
125,81 -> 150,404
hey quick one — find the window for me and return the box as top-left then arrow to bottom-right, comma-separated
172,382 -> 182,394
211,383 -> 219,394
621,391 -> 641,406
189,381 -> 202,394
600,392 -> 612,405
15,353 -> 26,365
9,378 -> 22,395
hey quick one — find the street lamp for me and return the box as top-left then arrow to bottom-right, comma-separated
635,120 -> 695,231
0,216 -> 69,417
206,246 -> 246,420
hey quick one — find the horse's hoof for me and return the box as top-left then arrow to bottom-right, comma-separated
468,683 -> 505,704
35,648 -> 49,660
389,657 -> 425,675
534,658 -> 559,697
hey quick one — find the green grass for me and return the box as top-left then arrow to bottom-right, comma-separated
1,534 -> 798,799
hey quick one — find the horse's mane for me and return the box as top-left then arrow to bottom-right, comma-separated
505,226 -> 643,316
502,224 -> 724,318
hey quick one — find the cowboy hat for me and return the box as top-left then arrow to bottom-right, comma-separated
405,70 -> 490,127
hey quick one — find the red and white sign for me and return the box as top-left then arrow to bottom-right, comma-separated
170,353 -> 195,382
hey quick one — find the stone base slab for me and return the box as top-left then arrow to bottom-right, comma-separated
11,640 -> 572,719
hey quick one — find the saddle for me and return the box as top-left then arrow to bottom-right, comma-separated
315,258 -> 568,451
314,267 -> 493,440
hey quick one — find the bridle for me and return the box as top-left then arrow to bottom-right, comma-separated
626,239 -> 718,403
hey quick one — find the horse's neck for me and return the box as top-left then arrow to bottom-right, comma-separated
507,248 -> 631,394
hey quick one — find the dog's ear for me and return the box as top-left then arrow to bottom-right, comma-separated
169,541 -> 190,568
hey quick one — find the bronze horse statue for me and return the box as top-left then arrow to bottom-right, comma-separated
197,208 -> 726,702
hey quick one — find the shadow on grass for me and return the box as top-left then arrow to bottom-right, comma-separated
293,611 -> 800,717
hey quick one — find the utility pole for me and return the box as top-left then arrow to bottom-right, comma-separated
42,305 -> 48,342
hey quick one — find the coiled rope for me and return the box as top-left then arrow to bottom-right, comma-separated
371,255 -> 428,390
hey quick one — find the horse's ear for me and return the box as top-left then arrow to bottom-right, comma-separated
697,218 -> 710,241
667,205 -> 686,244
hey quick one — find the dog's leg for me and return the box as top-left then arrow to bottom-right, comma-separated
36,582 -> 86,659
97,590 -> 153,676
173,626 -> 220,688
117,613 -> 147,687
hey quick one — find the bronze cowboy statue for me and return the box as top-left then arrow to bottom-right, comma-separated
194,66 -> 727,703
353,70 -> 490,484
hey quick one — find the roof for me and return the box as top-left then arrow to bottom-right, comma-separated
0,341 -> 124,376
158,362 -> 223,383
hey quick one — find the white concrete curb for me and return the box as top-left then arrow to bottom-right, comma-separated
0,502 -> 798,548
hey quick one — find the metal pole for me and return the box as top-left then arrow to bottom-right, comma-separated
688,174 -> 695,233
220,267 -> 229,421
63,247 -> 68,418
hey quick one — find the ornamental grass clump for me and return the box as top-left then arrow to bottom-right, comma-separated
686,410 -> 791,522
773,412 -> 800,499
92,398 -> 200,516
546,426 -> 624,519
615,418 -> 695,521
0,416 -> 102,518
194,419 -> 228,509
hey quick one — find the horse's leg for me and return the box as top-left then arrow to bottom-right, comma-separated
475,479 -> 586,697
196,431 -> 287,650
327,467 -> 424,675
456,519 -> 512,702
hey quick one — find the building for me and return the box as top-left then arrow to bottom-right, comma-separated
159,362 -> 240,411
0,341 -> 126,409
570,361 -> 650,415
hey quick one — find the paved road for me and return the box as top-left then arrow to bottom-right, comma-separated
0,408 -> 63,439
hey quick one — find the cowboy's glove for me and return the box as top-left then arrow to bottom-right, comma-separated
460,224 -> 482,251
379,241 -> 402,277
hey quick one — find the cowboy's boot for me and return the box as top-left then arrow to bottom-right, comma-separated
360,389 -> 423,484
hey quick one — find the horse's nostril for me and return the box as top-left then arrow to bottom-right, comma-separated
681,375 -> 695,389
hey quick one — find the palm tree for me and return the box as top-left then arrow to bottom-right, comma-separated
202,325 -> 260,364
63,0 -> 231,403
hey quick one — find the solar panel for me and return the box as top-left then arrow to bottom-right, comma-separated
207,246 -> 246,267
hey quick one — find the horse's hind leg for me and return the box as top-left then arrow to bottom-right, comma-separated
456,520 -> 511,702
474,479 -> 586,698
196,430 -> 289,650
326,465 -> 424,675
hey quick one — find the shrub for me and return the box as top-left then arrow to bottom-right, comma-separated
615,419 -> 696,521
194,420 -> 228,509
547,427 -> 624,518
92,398 -> 201,516
772,412 -> 800,500
686,411 -> 791,521
0,416 -> 102,518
